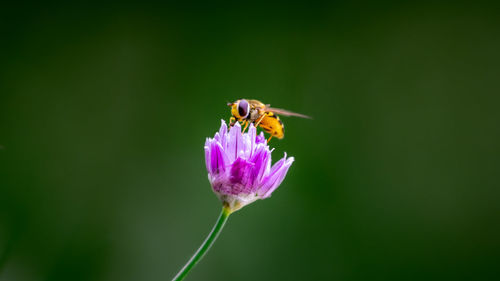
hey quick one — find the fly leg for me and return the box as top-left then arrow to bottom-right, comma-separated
241,121 -> 249,134
254,114 -> 270,140
254,114 -> 266,127
229,116 -> 236,127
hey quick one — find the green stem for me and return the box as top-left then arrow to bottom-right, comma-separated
172,206 -> 232,281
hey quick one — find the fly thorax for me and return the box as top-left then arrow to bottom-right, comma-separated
249,109 -> 261,121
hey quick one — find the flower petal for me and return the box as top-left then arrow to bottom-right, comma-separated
204,144 -> 211,174
249,144 -> 271,187
209,141 -> 226,175
258,154 -> 294,198
247,124 -> 257,157
218,119 -> 228,149
227,122 -> 243,162
230,157 -> 252,184
229,157 -> 254,194
256,132 -> 266,144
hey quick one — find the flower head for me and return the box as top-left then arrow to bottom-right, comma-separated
204,120 -> 294,212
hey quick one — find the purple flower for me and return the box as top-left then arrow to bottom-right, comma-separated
204,120 -> 294,212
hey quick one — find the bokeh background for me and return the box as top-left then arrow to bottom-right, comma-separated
1,1 -> 499,281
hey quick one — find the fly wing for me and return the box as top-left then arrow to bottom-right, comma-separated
265,107 -> 312,119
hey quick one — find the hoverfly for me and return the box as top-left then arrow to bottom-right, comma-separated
228,99 -> 311,143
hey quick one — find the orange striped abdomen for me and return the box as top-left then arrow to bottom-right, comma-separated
257,112 -> 284,139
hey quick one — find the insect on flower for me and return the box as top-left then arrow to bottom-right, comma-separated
228,99 -> 311,143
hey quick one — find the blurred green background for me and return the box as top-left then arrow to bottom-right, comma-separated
1,1 -> 499,281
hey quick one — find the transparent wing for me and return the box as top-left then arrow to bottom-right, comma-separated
265,107 -> 312,119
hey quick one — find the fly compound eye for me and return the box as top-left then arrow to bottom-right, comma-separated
238,99 -> 250,118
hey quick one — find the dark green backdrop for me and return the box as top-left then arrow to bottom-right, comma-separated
1,2 -> 499,281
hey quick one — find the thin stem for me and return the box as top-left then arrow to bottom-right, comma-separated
172,206 -> 232,281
